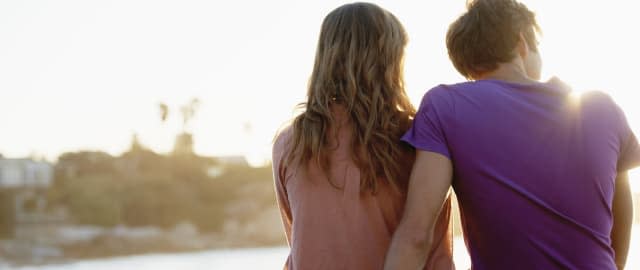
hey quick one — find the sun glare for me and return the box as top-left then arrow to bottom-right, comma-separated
567,90 -> 583,106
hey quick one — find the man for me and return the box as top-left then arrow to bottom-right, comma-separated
384,0 -> 640,269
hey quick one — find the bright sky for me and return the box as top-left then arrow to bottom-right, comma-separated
1,0 -> 639,184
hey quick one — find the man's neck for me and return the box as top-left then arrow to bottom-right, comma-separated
477,62 -> 538,84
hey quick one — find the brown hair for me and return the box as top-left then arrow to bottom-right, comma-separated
285,2 -> 415,193
446,0 -> 541,79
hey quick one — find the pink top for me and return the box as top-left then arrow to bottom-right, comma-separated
272,107 -> 454,270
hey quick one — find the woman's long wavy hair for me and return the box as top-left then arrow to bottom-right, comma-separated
285,2 -> 416,193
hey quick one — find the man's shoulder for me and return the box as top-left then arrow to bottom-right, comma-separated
419,83 -> 463,106
427,81 -> 476,93
577,90 -> 621,116
420,81 -> 491,104
427,80 -> 502,96
580,90 -> 615,104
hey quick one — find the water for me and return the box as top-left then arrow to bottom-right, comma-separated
5,247 -> 290,270
6,229 -> 640,270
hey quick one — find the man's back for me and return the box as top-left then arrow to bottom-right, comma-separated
402,78 -> 638,269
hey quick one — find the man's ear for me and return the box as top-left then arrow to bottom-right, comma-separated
516,32 -> 530,58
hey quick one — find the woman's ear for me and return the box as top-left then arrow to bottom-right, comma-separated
516,32 -> 530,59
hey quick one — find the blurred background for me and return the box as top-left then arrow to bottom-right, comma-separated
0,0 -> 638,269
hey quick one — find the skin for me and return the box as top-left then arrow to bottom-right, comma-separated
383,151 -> 452,270
612,172 -> 633,270
383,33 -> 633,270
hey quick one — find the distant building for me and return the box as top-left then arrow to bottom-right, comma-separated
0,159 -> 53,188
0,158 -> 57,239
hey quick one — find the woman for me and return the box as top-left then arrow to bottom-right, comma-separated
272,3 -> 454,270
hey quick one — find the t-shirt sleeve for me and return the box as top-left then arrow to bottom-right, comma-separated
618,124 -> 640,172
613,99 -> 640,172
272,127 -> 293,245
402,86 -> 452,159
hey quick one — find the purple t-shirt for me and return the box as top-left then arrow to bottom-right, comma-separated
403,79 -> 640,270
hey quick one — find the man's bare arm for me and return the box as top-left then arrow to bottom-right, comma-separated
383,151 -> 453,270
612,171 -> 633,269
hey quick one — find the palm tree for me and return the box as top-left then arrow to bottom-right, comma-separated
159,103 -> 169,123
173,98 -> 201,155
180,98 -> 200,132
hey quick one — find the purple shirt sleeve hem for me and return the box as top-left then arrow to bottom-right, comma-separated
618,132 -> 640,172
401,136 -> 451,160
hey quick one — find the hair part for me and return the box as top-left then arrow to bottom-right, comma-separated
285,2 -> 415,193
446,0 -> 541,79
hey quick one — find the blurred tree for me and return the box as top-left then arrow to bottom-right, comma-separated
129,133 -> 145,153
173,133 -> 194,156
173,98 -> 201,155
49,148 -> 229,231
56,151 -> 115,179
45,98 -> 277,235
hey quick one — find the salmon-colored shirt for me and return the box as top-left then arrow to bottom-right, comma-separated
272,107 -> 454,270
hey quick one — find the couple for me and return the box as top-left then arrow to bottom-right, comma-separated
272,1 -> 640,269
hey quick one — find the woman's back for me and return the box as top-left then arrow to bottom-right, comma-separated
272,3 -> 454,269
273,106 -> 453,270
